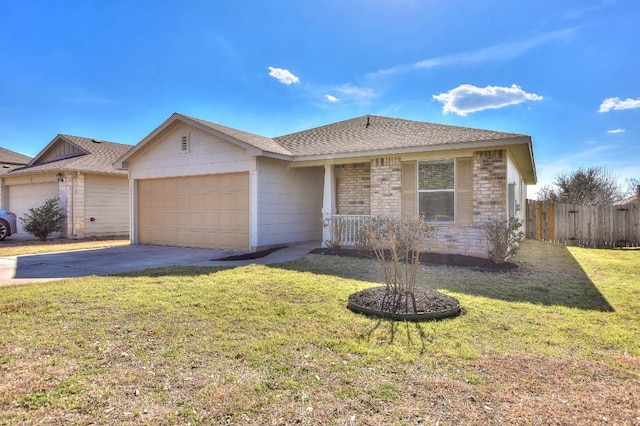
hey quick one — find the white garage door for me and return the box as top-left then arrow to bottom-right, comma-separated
137,173 -> 249,250
8,182 -> 60,233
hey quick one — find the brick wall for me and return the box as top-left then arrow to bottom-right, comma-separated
334,150 -> 508,258
473,149 -> 507,224
337,163 -> 370,214
426,150 -> 507,258
370,157 -> 401,216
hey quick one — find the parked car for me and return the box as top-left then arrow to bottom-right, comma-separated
0,209 -> 18,240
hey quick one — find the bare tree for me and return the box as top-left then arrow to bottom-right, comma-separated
623,178 -> 640,199
536,167 -> 624,206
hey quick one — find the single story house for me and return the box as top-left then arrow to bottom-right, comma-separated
115,113 -> 536,258
0,147 -> 32,170
1,134 -> 132,238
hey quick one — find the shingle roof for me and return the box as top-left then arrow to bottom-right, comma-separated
275,115 -> 528,157
0,147 -> 32,166
181,114 -> 293,156
9,135 -> 132,176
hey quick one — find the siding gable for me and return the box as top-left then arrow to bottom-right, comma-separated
37,140 -> 86,164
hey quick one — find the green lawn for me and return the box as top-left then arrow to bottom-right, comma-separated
0,240 -> 638,425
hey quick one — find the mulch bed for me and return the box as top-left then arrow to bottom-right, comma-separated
310,247 -> 518,271
348,286 -> 461,321
213,246 -> 286,261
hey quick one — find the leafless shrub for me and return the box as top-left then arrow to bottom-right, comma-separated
480,216 -> 524,264
360,216 -> 433,313
321,216 -> 346,249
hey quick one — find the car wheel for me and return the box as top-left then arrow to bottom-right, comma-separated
0,221 -> 8,241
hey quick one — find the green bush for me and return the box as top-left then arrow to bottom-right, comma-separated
20,197 -> 66,241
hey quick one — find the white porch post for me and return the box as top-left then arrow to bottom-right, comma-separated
129,177 -> 138,244
321,164 -> 336,247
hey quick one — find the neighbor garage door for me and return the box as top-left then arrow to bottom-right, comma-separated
8,182 -> 59,233
137,173 -> 249,250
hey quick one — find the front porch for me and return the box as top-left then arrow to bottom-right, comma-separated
317,151 -> 511,258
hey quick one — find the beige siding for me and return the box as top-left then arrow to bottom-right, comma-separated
6,181 -> 59,233
257,158 -> 323,247
401,161 -> 416,218
455,158 -> 473,225
85,175 -> 129,237
137,173 -> 249,250
128,123 -> 255,180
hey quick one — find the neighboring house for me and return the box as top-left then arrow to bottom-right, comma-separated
1,134 -> 133,238
115,113 -> 536,257
614,185 -> 640,206
0,147 -> 32,171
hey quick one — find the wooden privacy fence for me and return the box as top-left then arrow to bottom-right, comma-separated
526,200 -> 640,247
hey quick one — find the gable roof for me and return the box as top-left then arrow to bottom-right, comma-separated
0,147 -> 32,165
116,113 -> 536,184
183,114 -> 292,156
8,134 -> 132,177
114,113 -> 292,168
276,115 -> 536,184
0,147 -> 32,175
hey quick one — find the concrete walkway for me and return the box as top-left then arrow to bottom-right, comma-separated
0,241 -> 320,286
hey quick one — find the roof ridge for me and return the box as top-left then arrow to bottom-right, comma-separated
58,133 -> 133,147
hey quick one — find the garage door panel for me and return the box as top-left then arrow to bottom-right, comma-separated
189,195 -> 203,209
137,172 -> 249,250
8,182 -> 60,233
203,194 -> 218,209
204,214 -> 219,227
190,213 -> 203,227
235,194 -> 249,210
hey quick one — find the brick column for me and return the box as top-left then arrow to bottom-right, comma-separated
337,163 -> 371,215
370,157 -> 401,216
473,150 -> 507,224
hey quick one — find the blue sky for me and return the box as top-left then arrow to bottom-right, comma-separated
1,0 -> 639,196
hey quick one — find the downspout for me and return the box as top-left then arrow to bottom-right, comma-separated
72,171 -> 79,237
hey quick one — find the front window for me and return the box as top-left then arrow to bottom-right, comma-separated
418,159 -> 454,222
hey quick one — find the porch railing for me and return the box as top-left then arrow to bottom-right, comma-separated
324,214 -> 371,247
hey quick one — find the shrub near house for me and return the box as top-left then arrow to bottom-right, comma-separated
20,197 -> 65,241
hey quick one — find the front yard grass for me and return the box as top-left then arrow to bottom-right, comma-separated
0,240 -> 638,424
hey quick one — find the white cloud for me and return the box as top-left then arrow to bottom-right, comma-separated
333,84 -> 375,103
432,84 -> 543,116
324,94 -> 339,102
607,128 -> 625,134
267,67 -> 299,85
598,97 -> 640,113
368,28 -> 575,79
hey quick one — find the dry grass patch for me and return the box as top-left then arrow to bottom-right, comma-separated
0,240 -> 638,425
0,237 -> 129,256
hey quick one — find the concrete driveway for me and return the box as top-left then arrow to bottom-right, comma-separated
0,242 -> 319,286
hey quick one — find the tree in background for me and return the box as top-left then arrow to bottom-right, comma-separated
624,177 -> 640,199
536,167 -> 624,206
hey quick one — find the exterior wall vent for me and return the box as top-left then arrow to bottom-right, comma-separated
181,135 -> 189,152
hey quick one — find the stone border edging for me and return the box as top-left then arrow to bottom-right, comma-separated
347,299 -> 461,322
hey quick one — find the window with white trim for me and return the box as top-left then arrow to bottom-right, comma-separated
418,159 -> 454,222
